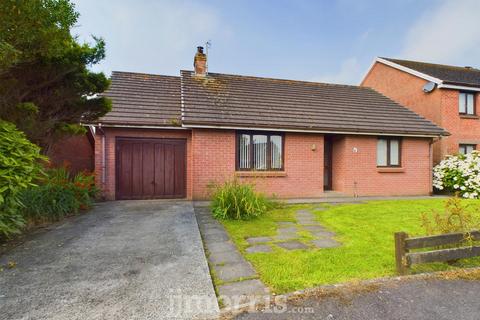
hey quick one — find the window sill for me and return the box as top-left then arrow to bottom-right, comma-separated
377,167 -> 404,173
235,171 -> 287,177
460,115 -> 479,119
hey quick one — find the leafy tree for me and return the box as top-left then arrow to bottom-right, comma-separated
0,0 -> 111,153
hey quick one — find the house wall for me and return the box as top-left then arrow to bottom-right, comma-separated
94,127 -> 434,199
362,61 -> 480,164
440,89 -> 480,157
362,62 -> 444,163
190,129 -> 325,199
332,135 -> 432,196
94,127 -> 193,200
49,134 -> 94,175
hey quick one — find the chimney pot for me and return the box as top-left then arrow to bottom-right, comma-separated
194,46 -> 207,76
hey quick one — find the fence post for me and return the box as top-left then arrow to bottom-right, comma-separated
394,232 -> 408,275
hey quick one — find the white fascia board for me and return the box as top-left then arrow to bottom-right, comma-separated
376,57 -> 443,84
437,83 -> 480,92
182,123 -> 442,138
359,57 -> 379,86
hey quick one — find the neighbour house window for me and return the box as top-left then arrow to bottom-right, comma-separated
459,144 -> 476,155
459,92 -> 475,115
377,138 -> 401,167
237,132 -> 284,171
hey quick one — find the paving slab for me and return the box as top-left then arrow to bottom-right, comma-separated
302,225 -> 327,233
312,238 -> 341,248
277,241 -> 309,250
204,232 -> 230,243
202,226 -> 228,237
206,241 -> 238,254
199,222 -> 218,230
217,279 -> 269,307
277,227 -> 298,233
246,244 -> 272,253
296,218 -> 317,225
274,232 -> 298,240
246,236 -> 272,244
311,230 -> 336,238
276,221 -> 296,227
215,262 -> 256,282
209,250 -> 244,265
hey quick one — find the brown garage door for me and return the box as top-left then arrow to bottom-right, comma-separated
116,138 -> 186,200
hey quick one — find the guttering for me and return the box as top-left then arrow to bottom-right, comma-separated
83,123 -> 188,130
182,123 -> 447,138
437,83 -> 480,92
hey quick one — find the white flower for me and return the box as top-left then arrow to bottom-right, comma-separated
454,184 -> 460,189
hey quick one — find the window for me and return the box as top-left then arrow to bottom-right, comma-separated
377,138 -> 401,167
459,92 -> 475,115
459,144 -> 476,154
237,132 -> 283,171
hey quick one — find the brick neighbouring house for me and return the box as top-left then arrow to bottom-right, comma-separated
362,57 -> 480,164
89,47 -> 448,200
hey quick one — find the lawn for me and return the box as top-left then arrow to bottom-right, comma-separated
220,199 -> 480,294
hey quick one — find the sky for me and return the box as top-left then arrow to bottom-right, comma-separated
72,0 -> 480,85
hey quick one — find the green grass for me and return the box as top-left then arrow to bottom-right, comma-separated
220,199 -> 480,294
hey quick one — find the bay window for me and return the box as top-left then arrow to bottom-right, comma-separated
237,131 -> 284,171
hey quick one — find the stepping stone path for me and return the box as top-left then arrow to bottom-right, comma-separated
194,207 -> 269,310
294,208 -> 341,249
243,207 -> 342,252
195,205 -> 342,310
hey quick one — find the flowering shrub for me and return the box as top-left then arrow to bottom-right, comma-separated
433,151 -> 480,199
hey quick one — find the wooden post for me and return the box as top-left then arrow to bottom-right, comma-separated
394,232 -> 408,275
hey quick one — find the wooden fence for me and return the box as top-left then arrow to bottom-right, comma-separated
394,231 -> 480,275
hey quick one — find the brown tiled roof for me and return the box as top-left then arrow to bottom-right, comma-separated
181,70 -> 448,136
99,71 -> 181,127
383,58 -> 480,88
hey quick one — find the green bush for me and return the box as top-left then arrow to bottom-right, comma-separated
0,120 -> 45,237
210,178 -> 278,220
20,184 -> 79,222
20,167 -> 97,223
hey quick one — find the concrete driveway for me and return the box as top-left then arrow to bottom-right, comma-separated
0,200 -> 218,320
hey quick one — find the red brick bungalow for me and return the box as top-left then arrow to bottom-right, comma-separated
90,48 -> 448,200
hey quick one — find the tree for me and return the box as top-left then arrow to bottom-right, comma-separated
0,0 -> 111,153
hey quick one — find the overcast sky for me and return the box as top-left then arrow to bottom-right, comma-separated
72,0 -> 480,85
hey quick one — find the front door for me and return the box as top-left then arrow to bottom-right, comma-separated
116,138 -> 186,200
324,137 -> 333,190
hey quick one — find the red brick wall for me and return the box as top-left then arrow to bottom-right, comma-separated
191,129 -> 325,199
94,127 -> 433,199
362,62 -> 443,125
362,61 -> 480,164
332,135 -> 432,196
95,128 -> 192,200
440,89 -> 480,157
49,134 -> 94,175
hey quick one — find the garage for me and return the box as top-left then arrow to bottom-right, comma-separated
116,138 -> 186,200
